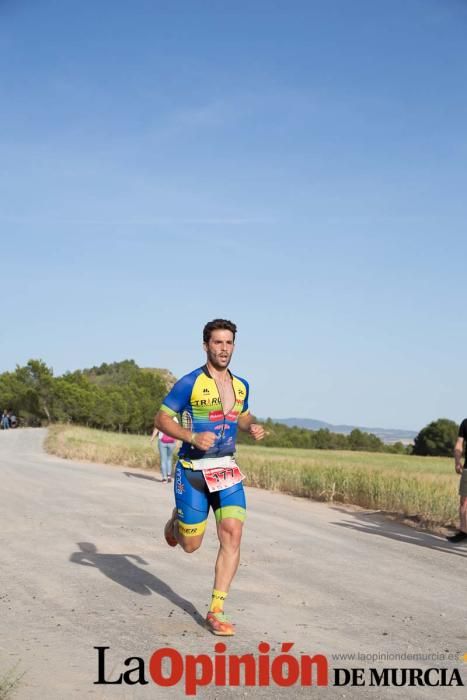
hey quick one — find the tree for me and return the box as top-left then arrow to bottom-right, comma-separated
413,418 -> 458,457
0,371 -> 27,412
15,360 -> 55,423
387,441 -> 408,454
348,428 -> 384,452
52,376 -> 95,424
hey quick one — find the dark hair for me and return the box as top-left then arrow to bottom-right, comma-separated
203,319 -> 237,343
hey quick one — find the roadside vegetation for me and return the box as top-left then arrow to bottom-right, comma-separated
46,424 -> 159,469
4,358 -> 461,529
0,664 -> 23,700
0,359 -> 169,433
45,425 -> 459,529
1,359 -> 460,456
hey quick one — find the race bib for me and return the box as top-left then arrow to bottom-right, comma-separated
202,463 -> 245,493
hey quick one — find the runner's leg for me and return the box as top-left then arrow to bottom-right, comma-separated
204,483 -> 246,635
165,464 -> 209,552
460,495 -> 467,533
211,482 -> 246,595
213,517 -> 243,595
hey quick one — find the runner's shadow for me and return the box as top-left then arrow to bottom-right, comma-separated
123,471 -> 159,482
330,509 -> 467,559
69,542 -> 205,628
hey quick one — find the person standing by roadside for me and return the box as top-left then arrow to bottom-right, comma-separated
447,418 -> 467,543
1,410 -> 9,430
150,418 -> 178,483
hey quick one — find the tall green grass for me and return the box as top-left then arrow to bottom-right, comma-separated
45,425 -> 460,528
240,452 -> 457,526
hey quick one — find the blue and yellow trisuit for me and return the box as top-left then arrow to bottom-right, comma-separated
160,364 -> 250,537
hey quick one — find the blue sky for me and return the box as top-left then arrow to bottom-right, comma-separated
1,0 -> 466,430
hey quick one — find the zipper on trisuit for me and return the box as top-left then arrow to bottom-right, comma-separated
213,371 -> 234,443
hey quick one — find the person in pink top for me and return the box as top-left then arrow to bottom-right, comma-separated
150,417 -> 178,482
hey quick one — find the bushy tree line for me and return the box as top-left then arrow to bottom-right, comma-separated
237,418 -> 409,454
0,358 -> 408,451
412,418 -> 459,457
0,359 -> 167,433
2,359 -> 458,457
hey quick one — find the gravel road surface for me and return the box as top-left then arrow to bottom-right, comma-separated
0,429 -> 465,699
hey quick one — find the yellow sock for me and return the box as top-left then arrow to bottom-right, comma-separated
210,589 -> 228,613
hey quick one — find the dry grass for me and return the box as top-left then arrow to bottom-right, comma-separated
239,450 -> 458,528
0,665 -> 24,700
45,425 -> 460,528
46,424 -> 161,470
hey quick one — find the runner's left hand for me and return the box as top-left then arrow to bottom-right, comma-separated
249,424 -> 265,441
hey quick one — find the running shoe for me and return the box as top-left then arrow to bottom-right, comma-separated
164,508 -> 178,547
206,610 -> 235,636
446,531 -> 467,543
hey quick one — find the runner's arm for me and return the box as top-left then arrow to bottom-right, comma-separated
154,410 -> 216,450
154,411 -> 193,443
238,413 -> 265,440
454,437 -> 464,474
237,413 -> 255,431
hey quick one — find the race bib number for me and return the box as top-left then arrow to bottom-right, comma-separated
202,463 -> 245,493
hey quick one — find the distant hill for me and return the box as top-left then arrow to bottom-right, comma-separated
274,418 -> 417,444
141,367 -> 177,390
83,362 -> 176,392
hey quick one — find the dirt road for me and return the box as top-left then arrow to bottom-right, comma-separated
0,429 -> 465,699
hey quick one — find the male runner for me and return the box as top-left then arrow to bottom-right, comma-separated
153,319 -> 265,635
447,418 -> 467,543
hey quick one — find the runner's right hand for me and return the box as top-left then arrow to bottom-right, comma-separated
193,431 -> 217,450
